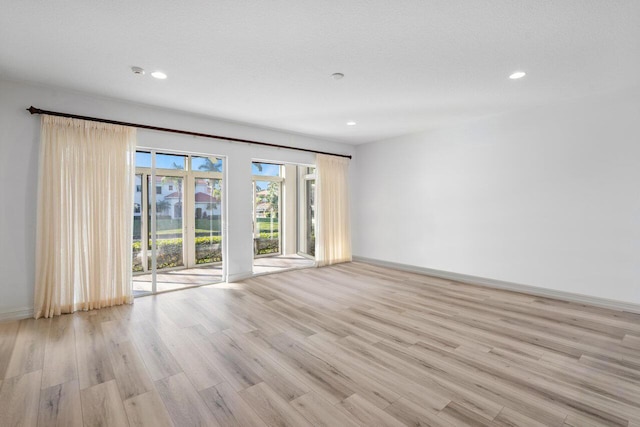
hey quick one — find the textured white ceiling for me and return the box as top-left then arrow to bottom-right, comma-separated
1,1 -> 639,144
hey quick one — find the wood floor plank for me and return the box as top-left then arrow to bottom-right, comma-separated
80,379 -> 129,427
290,391 -> 360,427
338,335 -> 503,420
494,406 -> 551,427
295,334 -> 402,409
337,393 -> 406,427
155,372 -> 220,426
241,330 -> 331,395
239,382 -> 313,427
156,322 -> 225,391
623,334 -> 640,350
130,321 -> 181,382
437,401 -> 497,427
123,390 -> 174,427
75,314 -> 116,389
222,328 -> 310,401
181,296 -> 233,332
38,380 -> 83,427
106,339 -> 154,400
184,326 -> 263,392
41,314 -> 77,389
200,381 -> 268,427
325,336 -> 451,413
411,336 -> 619,426
0,320 -> 20,380
189,291 -> 258,333
263,332 -> 356,404
447,343 -> 635,425
4,318 -> 50,379
384,397 -> 456,427
579,354 -> 640,384
101,318 -> 134,346
563,412 -> 616,427
172,298 -> 225,333
0,369 -> 42,427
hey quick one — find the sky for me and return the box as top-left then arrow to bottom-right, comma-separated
135,151 -> 281,176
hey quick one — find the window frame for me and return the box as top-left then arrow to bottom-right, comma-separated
252,162 -> 284,258
297,166 -> 316,258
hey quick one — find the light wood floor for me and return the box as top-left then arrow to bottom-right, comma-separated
133,265 -> 223,295
253,254 -> 315,275
1,262 -> 640,426
132,255 -> 314,296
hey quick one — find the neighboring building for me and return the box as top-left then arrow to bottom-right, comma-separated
134,177 -> 220,219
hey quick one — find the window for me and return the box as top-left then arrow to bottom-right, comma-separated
156,153 -> 186,170
135,151 -> 151,168
168,185 -> 174,191
252,162 -> 282,256
192,156 -> 223,172
252,162 -> 281,177
156,186 -> 162,194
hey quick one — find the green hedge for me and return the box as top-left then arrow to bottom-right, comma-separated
133,234 -> 283,270
255,237 -> 279,255
132,235 -> 222,271
195,236 -> 223,264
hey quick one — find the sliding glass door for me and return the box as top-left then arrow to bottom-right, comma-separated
132,151 -> 224,295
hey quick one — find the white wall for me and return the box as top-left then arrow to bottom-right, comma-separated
0,79 -> 354,316
354,88 -> 640,305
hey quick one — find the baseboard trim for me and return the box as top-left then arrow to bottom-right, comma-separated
0,306 -> 34,322
353,256 -> 640,314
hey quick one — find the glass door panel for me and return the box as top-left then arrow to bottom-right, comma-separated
305,179 -> 316,256
149,175 -> 184,270
297,165 -> 316,258
254,180 -> 280,256
132,174 -> 143,273
194,178 -> 222,264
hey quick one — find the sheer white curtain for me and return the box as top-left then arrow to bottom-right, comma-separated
34,115 -> 136,319
315,154 -> 352,267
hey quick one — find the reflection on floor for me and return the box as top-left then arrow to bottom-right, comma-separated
133,255 -> 314,296
132,264 -> 223,296
253,253 -> 315,275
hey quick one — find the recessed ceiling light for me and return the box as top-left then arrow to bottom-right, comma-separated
332,73 -> 345,80
346,121 -> 356,126
131,66 -> 145,75
509,71 -> 526,80
151,71 -> 167,80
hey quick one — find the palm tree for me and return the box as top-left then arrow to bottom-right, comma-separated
266,181 -> 279,216
198,158 -> 222,172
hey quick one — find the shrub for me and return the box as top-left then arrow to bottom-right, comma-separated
132,236 -> 223,271
195,236 -> 222,264
255,238 -> 279,255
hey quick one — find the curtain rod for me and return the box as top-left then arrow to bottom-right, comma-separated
26,106 -> 352,159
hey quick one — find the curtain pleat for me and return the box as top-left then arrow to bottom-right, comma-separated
34,115 -> 136,318
315,154 -> 352,267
